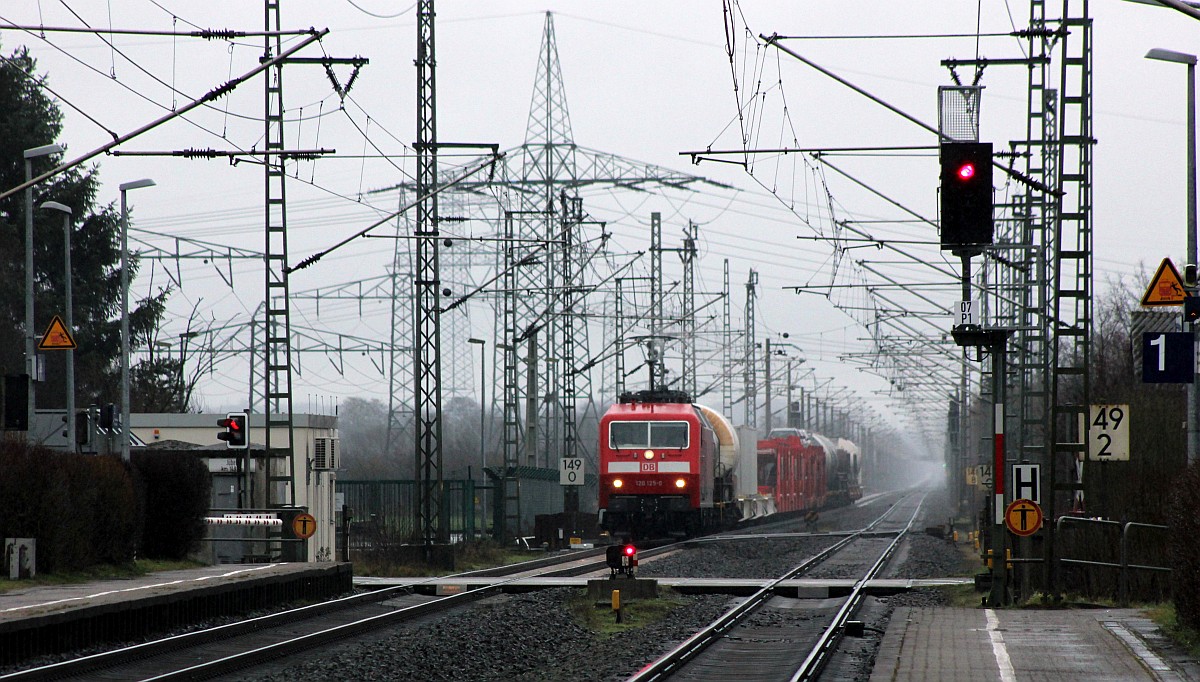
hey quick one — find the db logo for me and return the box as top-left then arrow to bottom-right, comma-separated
640,462 -> 657,473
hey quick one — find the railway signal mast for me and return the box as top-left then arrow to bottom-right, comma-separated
939,89 -> 1010,607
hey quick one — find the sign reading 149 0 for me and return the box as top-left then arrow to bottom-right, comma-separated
1088,404 -> 1130,462
559,457 -> 584,486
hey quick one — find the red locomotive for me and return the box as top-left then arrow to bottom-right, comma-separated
598,389 -> 740,538
598,392 -> 865,538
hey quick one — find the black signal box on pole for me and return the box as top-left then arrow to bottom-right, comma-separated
940,141 -> 994,251
217,412 -> 249,449
3,375 -> 28,431
1186,295 -> 1200,324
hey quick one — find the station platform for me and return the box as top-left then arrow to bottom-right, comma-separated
0,562 -> 351,665
870,606 -> 1200,682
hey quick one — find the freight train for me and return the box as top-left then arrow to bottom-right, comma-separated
598,390 -> 863,538
756,428 -> 863,512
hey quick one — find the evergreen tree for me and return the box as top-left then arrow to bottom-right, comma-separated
0,44 -> 187,415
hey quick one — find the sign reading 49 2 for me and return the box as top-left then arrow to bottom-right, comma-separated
1088,404 -> 1130,462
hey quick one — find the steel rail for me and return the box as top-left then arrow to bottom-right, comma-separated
626,496 -> 912,682
1,544 -> 672,682
142,542 -> 689,681
0,585 -> 409,682
789,494 -> 925,681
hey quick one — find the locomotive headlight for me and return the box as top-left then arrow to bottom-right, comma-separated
612,478 -> 624,489
674,478 -> 687,489
643,450 -> 655,460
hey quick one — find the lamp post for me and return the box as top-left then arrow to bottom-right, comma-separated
119,178 -> 155,462
1147,47 -> 1198,465
23,143 -> 65,436
41,201 -> 74,448
468,337 -> 487,535
467,337 -> 487,476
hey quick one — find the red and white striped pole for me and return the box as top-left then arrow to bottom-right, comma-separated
989,334 -> 1009,607
994,403 -> 1005,525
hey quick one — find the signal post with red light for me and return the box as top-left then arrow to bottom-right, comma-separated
605,543 -> 638,577
217,412 -> 249,449
939,141 -> 994,252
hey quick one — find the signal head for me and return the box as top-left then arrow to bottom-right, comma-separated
939,141 -> 994,250
220,412 -> 249,449
606,544 -> 636,570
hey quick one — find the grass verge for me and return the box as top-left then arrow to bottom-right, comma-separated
568,589 -> 690,636
1145,602 -> 1200,657
351,539 -> 545,577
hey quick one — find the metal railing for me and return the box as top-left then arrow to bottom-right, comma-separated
1056,516 -> 1171,605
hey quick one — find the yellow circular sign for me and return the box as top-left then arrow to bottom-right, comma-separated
292,512 -> 317,540
1004,498 -> 1043,537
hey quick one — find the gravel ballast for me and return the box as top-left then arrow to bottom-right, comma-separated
229,489 -> 972,682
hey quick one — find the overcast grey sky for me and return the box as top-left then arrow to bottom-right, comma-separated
2,1 -> 1195,448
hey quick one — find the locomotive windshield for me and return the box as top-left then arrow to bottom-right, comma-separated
609,421 -> 690,449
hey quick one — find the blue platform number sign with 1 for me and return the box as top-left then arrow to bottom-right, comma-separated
1088,404 -> 1130,462
560,457 -> 584,486
1142,332 -> 1193,384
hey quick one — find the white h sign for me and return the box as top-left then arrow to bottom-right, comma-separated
1011,463 -> 1040,504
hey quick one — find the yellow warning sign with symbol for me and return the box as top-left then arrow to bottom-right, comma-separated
38,315 -> 77,350
291,512 -> 317,540
1004,498 -> 1043,537
1141,258 -> 1187,306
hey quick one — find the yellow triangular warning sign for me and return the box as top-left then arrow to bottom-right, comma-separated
1141,258 -> 1188,307
38,315 -> 77,350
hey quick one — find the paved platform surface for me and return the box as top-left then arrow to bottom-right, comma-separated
0,562 -> 339,623
870,606 -> 1200,682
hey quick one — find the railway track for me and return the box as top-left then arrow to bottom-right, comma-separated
628,492 -> 925,681
0,544 -> 679,682
2,492 -> 924,681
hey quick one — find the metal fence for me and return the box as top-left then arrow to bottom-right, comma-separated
337,470 -> 597,552
1056,516 -> 1171,605
338,479 -> 479,550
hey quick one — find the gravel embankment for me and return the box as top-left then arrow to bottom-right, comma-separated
230,490 -> 971,682
2,489 -> 971,682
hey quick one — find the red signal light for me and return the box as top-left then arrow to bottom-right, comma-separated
623,544 -> 636,557
957,162 -> 976,181
217,412 -> 248,449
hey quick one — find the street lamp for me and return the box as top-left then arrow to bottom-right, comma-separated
23,143 -> 65,436
468,337 -> 487,535
41,201 -> 73,448
119,178 -> 155,462
1147,47 -> 1199,465
467,338 -> 487,479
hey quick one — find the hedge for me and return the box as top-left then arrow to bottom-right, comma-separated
0,441 -> 211,573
